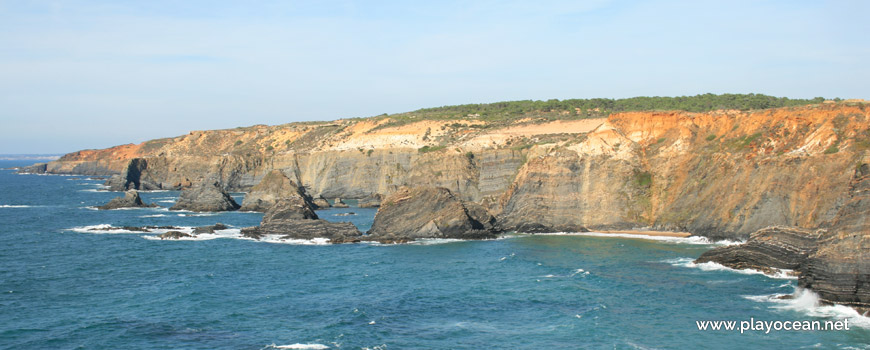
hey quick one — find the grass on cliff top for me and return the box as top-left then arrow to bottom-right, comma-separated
365,93 -> 830,132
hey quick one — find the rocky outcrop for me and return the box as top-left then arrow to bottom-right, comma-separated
105,158 -> 163,191
366,186 -> 499,242
798,162 -> 870,313
358,193 -> 383,208
695,227 -> 822,275
239,169 -> 313,212
159,231 -> 192,240
170,181 -> 240,212
97,190 -> 158,210
192,223 -> 229,234
332,198 -> 349,208
312,196 -> 331,209
240,198 -> 361,242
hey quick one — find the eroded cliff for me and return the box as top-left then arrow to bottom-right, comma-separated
26,102 -> 870,240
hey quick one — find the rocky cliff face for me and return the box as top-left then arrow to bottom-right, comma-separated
28,103 -> 870,241
239,169 -> 313,212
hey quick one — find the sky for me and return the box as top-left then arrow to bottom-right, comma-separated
1,0 -> 868,154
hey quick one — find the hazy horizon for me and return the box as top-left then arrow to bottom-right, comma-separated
2,0 -> 868,154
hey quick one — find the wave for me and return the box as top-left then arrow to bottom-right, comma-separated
743,287 -> 870,329
158,200 -> 176,203
140,214 -> 167,218
526,231 -> 742,246
664,257 -> 797,280
0,205 -> 34,208
264,344 -> 329,350
67,224 -> 193,235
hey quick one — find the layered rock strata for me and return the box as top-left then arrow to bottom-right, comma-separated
170,181 -> 240,212
366,186 -> 499,242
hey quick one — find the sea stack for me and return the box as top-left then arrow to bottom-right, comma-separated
240,198 -> 361,242
170,180 -> 240,212
97,189 -> 158,210
240,169 -> 314,212
366,186 -> 499,242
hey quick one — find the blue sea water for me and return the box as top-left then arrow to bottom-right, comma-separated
1,159 -> 869,350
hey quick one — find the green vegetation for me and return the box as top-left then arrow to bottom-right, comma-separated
634,171 -> 653,187
367,94 -> 828,132
726,132 -> 764,150
367,149 -> 374,157
825,141 -> 840,154
656,137 -> 666,144
265,145 -> 274,151
465,151 -> 475,160
418,145 -> 447,153
706,134 -> 717,141
234,140 -> 243,146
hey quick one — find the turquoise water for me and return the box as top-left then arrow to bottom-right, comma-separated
1,160 -> 869,349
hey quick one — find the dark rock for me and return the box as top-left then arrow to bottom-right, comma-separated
695,226 -> 821,275
332,198 -> 349,208
159,231 -> 191,240
798,165 -> 870,314
170,180 -> 240,212
357,193 -> 383,208
192,223 -> 229,234
144,225 -> 182,230
241,198 -> 361,242
240,170 -> 315,212
17,163 -> 47,174
366,186 -> 500,242
312,196 -> 331,209
97,190 -> 159,210
335,212 -> 356,216
105,158 -> 162,191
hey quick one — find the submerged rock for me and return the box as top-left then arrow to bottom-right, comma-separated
357,193 -> 383,208
240,170 -> 314,212
97,190 -> 158,210
332,198 -> 349,208
159,231 -> 191,240
366,186 -> 499,241
170,181 -> 240,212
695,226 -> 821,275
240,198 -> 361,242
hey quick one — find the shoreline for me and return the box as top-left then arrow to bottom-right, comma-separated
594,230 -> 692,238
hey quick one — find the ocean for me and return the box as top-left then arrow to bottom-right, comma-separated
1,159 -> 868,349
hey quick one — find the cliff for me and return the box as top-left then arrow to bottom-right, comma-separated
25,102 -> 870,240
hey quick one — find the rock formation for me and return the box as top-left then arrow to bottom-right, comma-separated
105,158 -> 162,191
97,190 -> 158,210
240,198 -> 361,242
239,169 -> 314,212
311,195 -> 331,209
366,186 -> 499,242
159,231 -> 191,240
332,198 -> 349,208
170,181 -> 240,212
696,227 -> 822,275
358,193 -> 383,208
192,223 -> 229,234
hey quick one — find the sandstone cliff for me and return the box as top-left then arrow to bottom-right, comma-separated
26,102 -> 870,241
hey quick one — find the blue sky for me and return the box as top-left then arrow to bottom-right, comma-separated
1,0 -> 868,154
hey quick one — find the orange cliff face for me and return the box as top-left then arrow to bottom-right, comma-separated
59,143 -> 145,162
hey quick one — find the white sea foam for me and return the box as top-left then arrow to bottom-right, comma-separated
140,214 -> 167,218
0,205 -> 33,208
67,224 -> 193,235
158,200 -> 176,203
177,213 -> 217,217
664,257 -> 797,280
743,288 -> 870,329
528,232 -> 742,246
265,344 -> 329,350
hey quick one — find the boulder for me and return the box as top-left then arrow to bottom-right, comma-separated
240,198 -> 361,242
312,196 -> 331,209
366,186 -> 499,242
332,198 -> 349,208
170,181 -> 240,212
192,223 -> 229,234
97,190 -> 159,210
358,193 -> 383,208
695,226 -> 821,275
239,170 -> 314,212
159,231 -> 191,240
